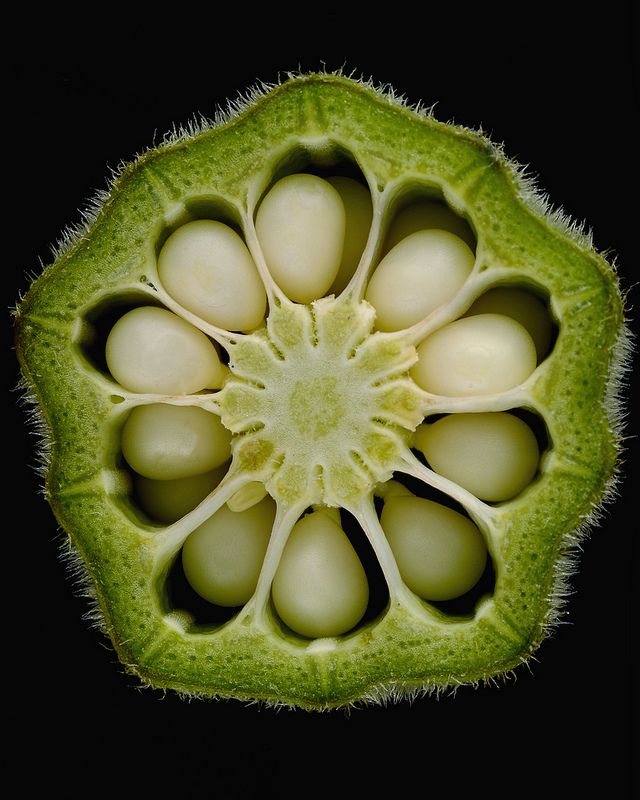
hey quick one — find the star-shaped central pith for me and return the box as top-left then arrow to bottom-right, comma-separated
217,296 -> 424,506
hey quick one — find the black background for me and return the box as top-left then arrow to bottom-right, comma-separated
7,6 -> 637,796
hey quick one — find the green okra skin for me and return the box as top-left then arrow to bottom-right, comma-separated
15,73 -> 629,709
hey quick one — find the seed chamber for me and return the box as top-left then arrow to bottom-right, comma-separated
93,145 -> 557,644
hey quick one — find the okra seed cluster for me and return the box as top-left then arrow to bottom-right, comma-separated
103,169 -> 552,640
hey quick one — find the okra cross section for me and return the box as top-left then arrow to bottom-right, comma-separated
15,74 -> 627,709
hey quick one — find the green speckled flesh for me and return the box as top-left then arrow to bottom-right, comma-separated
15,74 -> 625,709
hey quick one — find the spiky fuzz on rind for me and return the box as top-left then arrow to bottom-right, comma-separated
14,71 -> 631,710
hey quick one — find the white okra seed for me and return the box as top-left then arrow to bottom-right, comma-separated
157,220 -> 267,332
313,505 -> 342,525
106,306 -> 225,395
255,174 -> 346,303
414,413 -> 539,502
135,465 -> 227,524
326,176 -> 373,294
272,511 -> 369,638
384,199 -> 476,253
227,481 -> 268,512
412,313 -> 537,396
382,495 -> 487,601
122,404 -> 231,480
365,230 -> 474,331
182,496 -> 276,606
464,287 -> 552,360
